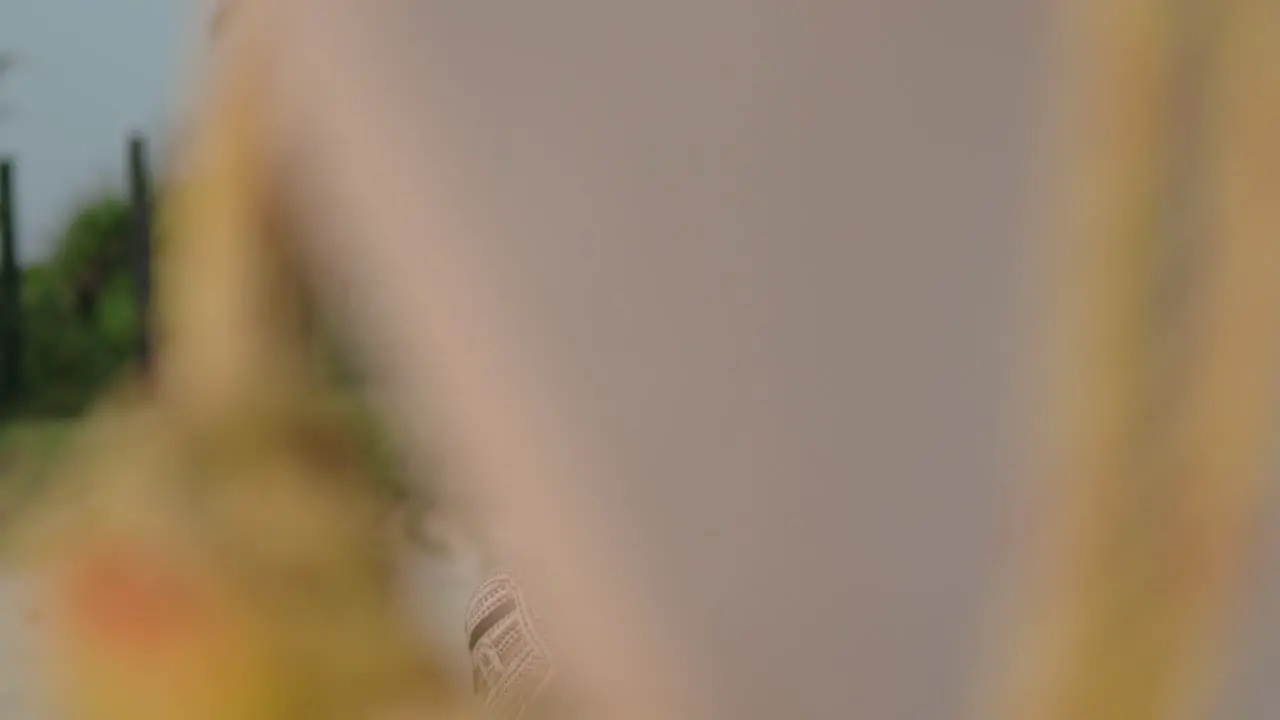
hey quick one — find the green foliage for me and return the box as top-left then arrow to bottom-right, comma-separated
95,270 -> 143,354
48,196 -> 130,280
0,419 -> 72,514
10,195 -> 142,418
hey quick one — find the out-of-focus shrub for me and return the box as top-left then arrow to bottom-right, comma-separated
16,196 -> 141,418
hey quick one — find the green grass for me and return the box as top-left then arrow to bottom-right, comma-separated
0,420 -> 72,468
0,419 -> 74,520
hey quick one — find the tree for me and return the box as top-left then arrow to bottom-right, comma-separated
1,160 -> 22,403
127,135 -> 153,370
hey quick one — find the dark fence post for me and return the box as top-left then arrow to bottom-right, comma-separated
0,159 -> 22,403
127,134 -> 153,373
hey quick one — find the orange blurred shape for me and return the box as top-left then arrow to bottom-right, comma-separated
48,534 -> 279,720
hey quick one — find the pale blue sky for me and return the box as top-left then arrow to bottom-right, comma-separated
0,0 -> 209,260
